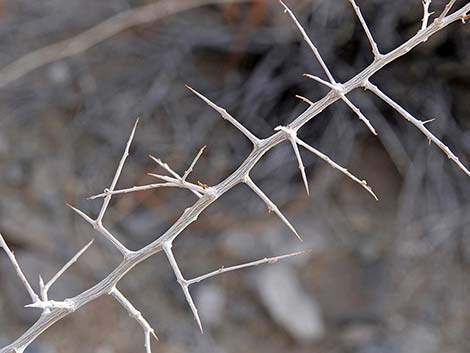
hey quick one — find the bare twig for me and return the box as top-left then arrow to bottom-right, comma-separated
147,173 -> 208,195
110,287 -> 158,353
364,80 -> 470,176
279,0 -> 336,83
0,233 -> 39,304
274,126 -> 310,195
439,0 -> 457,21
0,0 -> 253,89
186,85 -> 262,146
40,240 -> 94,303
348,0 -> 382,59
421,0 -> 434,30
304,73 -> 377,135
97,119 -> 139,224
182,146 -> 206,181
295,138 -> 378,200
162,241 -> 203,333
150,154 -> 203,198
244,176 -> 302,241
187,250 -> 305,285
88,183 -> 171,199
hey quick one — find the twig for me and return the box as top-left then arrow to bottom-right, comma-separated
0,233 -> 39,304
187,250 -> 305,285
348,0 -> 382,59
279,0 -> 336,83
40,240 -> 94,303
147,173 -> 208,195
274,126 -> 310,195
186,85 -> 262,146
295,137 -> 378,200
110,287 -> 158,353
244,176 -> 302,241
0,0 -> 253,89
304,73 -> 377,135
439,0 -> 457,21
162,241 -> 203,333
149,155 -> 203,197
68,120 -> 139,257
421,0 -> 434,30
183,146 -> 206,181
88,183 -> 172,199
364,80 -> 470,176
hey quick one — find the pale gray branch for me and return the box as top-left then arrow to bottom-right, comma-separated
364,81 -> 470,176
244,176 -> 302,241
183,146 -> 206,181
147,173 -> 208,195
110,287 -> 158,353
274,125 -> 310,195
88,183 -> 171,199
187,251 -> 305,285
439,0 -> 457,20
42,239 -> 94,296
304,73 -> 377,135
295,137 -> 378,200
280,0 -> 336,83
162,241 -> 203,333
348,0 -> 382,59
149,155 -> 202,197
421,0 -> 434,30
0,233 -> 39,304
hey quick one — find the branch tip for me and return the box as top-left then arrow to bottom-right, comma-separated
187,85 -> 261,146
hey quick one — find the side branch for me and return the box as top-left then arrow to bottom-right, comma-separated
187,251 -> 305,285
348,0 -> 382,60
244,176 -> 302,241
39,239 -> 94,307
162,241 -> 203,333
0,233 -> 40,304
280,0 -> 336,83
110,287 -> 158,353
186,85 -> 262,146
364,81 -> 470,176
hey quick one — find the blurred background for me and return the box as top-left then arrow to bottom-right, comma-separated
0,0 -> 469,352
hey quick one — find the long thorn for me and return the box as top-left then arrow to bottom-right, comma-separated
245,176 -> 302,241
295,137 -> 378,200
364,81 -> 470,176
186,85 -> 261,146
279,0 -> 336,83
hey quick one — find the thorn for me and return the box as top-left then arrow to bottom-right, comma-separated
422,118 -> 435,125
295,94 -> 314,106
66,203 -> 94,225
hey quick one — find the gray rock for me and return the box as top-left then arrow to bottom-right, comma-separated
195,284 -> 226,328
255,263 -> 324,343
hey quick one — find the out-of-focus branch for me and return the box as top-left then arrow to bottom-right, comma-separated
0,0 -> 252,89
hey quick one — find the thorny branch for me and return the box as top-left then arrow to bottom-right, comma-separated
1,1 -> 470,353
